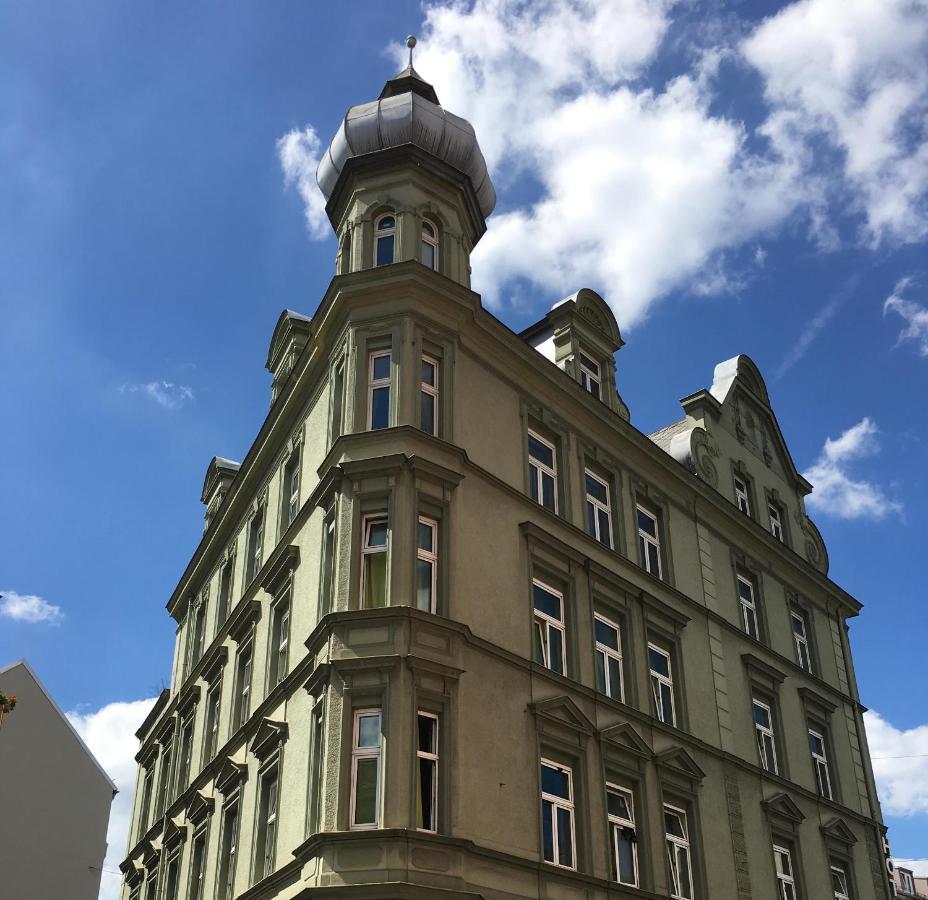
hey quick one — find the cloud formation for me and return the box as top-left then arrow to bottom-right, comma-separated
120,381 -> 194,411
803,418 -> 901,520
894,858 -> 928,877
0,589 -> 63,624
865,709 -> 928,817
277,125 -> 329,240
885,277 -> 928,357
67,697 -> 158,900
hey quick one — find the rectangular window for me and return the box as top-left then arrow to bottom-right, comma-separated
189,829 -> 206,900
737,573 -> 760,640
163,852 -> 180,900
416,711 -> 439,832
155,743 -> 173,818
585,470 -> 613,548
607,784 -> 638,886
255,766 -> 279,880
191,599 -> 207,665
665,805 -> 694,899
831,865 -> 851,900
540,760 -> 576,869
268,598 -> 290,689
138,765 -> 154,834
361,514 -> 389,608
734,476 -> 751,516
308,698 -> 325,834
579,352 -> 602,399
809,728 -> 833,800
320,512 -> 336,616
769,503 -> 784,541
532,580 -> 566,675
368,351 -> 391,430
637,504 -> 662,577
649,643 -> 676,726
176,714 -> 194,792
416,516 -> 438,613
144,869 -> 158,900
420,356 -> 439,436
594,613 -> 623,701
901,871 -> 916,893
331,360 -> 345,440
753,698 -> 779,774
217,802 -> 239,900
246,510 -> 265,584
217,559 -> 234,630
528,430 -> 558,512
203,680 -> 222,763
790,611 -> 813,673
282,451 -> 301,531
233,642 -> 253,731
351,709 -> 382,829
774,844 -> 798,900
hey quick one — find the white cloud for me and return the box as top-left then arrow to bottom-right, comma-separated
776,295 -> 843,377
803,418 -> 902,519
885,276 -> 928,356
743,0 -> 928,245
865,709 -> 928,816
894,858 -> 928,877
120,381 -> 194,411
68,697 -> 158,900
277,126 -> 329,240
0,589 -> 63,624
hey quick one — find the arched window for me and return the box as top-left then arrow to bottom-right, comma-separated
374,214 -> 395,267
420,219 -> 438,270
339,232 -> 351,275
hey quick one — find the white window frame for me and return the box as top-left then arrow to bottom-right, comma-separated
416,711 -> 439,832
176,713 -> 194,793
270,598 -> 290,688
163,849 -> 180,900
810,728 -> 833,800
578,351 -> 602,399
649,642 -> 676,726
284,451 -> 301,529
416,516 -> 438,614
258,765 -> 279,879
421,218 -> 439,270
419,354 -> 439,436
790,610 -> 813,673
901,870 -> 916,894
637,504 -> 663,578
753,698 -> 779,774
350,709 -> 382,830
217,559 -> 233,630
218,802 -> 239,900
203,679 -> 221,762
585,469 -> 613,548
374,212 -> 396,267
234,641 -> 253,730
188,828 -> 207,900
606,782 -> 639,886
831,865 -> 851,900
594,613 -> 624,702
774,844 -> 798,900
540,759 -> 576,870
769,502 -> 784,541
533,579 -> 566,675
360,513 -> 389,608
367,350 -> 391,431
528,429 -> 558,513
734,475 -> 752,516
665,804 -> 694,899
247,510 -> 264,584
737,573 -> 760,639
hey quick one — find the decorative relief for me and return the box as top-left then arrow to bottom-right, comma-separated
578,305 -> 608,334
724,771 -> 752,899
691,428 -> 720,486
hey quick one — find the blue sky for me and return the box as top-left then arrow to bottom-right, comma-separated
2,0 -> 927,891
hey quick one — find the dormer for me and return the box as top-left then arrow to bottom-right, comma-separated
521,288 -> 629,420
201,456 -> 241,530
266,309 -> 312,404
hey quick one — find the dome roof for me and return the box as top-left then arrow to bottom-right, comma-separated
315,67 -> 496,220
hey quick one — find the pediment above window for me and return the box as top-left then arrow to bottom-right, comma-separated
120,858 -> 144,885
821,817 -> 857,849
762,791 -> 805,831
186,790 -> 215,825
261,544 -> 299,595
227,599 -> 262,645
654,746 -> 706,784
248,718 -> 288,761
214,757 -> 248,795
599,721 -> 652,759
140,841 -> 160,870
530,695 -> 595,737
161,817 -> 188,848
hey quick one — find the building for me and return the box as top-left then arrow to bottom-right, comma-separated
894,866 -> 928,897
0,659 -> 115,900
118,53 -> 896,900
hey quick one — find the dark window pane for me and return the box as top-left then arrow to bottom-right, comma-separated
586,474 -> 607,502
371,353 -> 391,380
529,463 -> 540,502
660,683 -> 674,723
647,543 -> 660,574
418,758 -> 435,827
608,657 -> 621,697
354,758 -> 378,824
541,764 -> 569,798
649,647 -> 669,676
377,215 -> 395,231
533,584 -> 561,619
549,628 -> 564,674
595,652 -> 606,693
528,434 -> 554,468
586,502 -> 597,536
421,241 -> 435,269
371,386 -> 390,429
417,521 -> 433,551
580,352 -> 599,375
542,799 -> 554,862
557,806 -> 573,866
421,392 -> 435,434
366,521 -> 388,548
376,234 -> 394,266
637,509 -> 656,536
421,360 -> 436,385
541,473 -> 556,511
416,559 -> 433,612
618,831 -> 636,882
595,618 -> 619,650
598,510 -> 611,545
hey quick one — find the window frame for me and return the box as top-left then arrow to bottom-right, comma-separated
367,350 -> 392,431
585,468 -> 614,548
246,509 -> 265,585
420,217 -> 439,270
416,710 -> 439,833
175,712 -> 195,794
233,639 -> 254,732
202,678 -> 222,763
578,351 -> 602,400
594,612 -> 624,702
636,503 -> 663,578
416,515 -> 439,614
809,727 -> 834,800
374,212 -> 396,267
734,475 -> 752,516
138,762 -> 155,835
217,800 -> 240,900
254,762 -> 279,881
350,708 -> 383,830
773,844 -> 799,900
753,697 -> 779,775
268,594 -> 291,690
737,572 -> 761,640
648,641 -> 676,727
606,782 -> 639,886
216,557 -> 234,632
360,513 -> 390,609
790,609 -> 813,673
664,803 -> 695,900
768,502 -> 784,541
187,826 -> 207,900
281,450 -> 301,532
901,870 -> 916,894
532,578 -> 566,675
420,354 -> 440,436
831,864 -> 851,900
528,429 -> 559,513
540,759 -> 577,870
162,847 -> 180,900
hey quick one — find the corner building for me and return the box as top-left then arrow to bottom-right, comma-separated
120,61 -> 895,900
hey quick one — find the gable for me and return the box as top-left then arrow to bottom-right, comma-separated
530,696 -> 595,735
762,791 -> 805,824
599,721 -> 652,759
654,746 -> 706,783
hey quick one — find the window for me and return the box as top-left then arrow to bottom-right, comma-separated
233,642 -> 253,731
737,573 -> 760,640
769,503 -> 784,541
753,698 -> 779,774
138,764 -> 154,834
421,218 -> 438,269
734,476 -> 751,516
361,514 -> 389,608
163,852 -> 180,900
420,356 -> 439,436
374,213 -> 395,266
246,510 -> 264,584
578,352 -> 602,399
528,430 -> 558,512
809,728 -> 833,800
368,351 -> 391,430
203,680 -> 222,762
320,512 -> 336,616
331,360 -> 345,439
594,613 -> 623,701
416,516 -> 438,613
176,714 -> 194,792
637,504 -> 662,577
831,865 -> 851,900
144,868 -> 158,900
191,599 -> 207,665
540,760 -> 575,869
416,712 -> 439,832
189,829 -> 207,900
790,611 -> 813,673
351,709 -> 382,829
774,845 -> 798,900
217,802 -> 239,900
532,580 -> 565,675
665,805 -> 694,899
649,642 -> 676,726
217,559 -> 233,630
155,743 -> 173,817
308,698 -> 325,834
585,470 -> 613,548
607,784 -> 638,886
901,871 -> 916,894
282,451 -> 301,531
268,598 -> 290,688
255,766 -> 279,880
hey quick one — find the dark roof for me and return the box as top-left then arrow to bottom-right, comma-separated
379,65 -> 440,105
648,418 -> 689,452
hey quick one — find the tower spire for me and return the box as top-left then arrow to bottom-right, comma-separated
407,34 -> 416,68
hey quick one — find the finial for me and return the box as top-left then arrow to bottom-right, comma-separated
406,34 -> 417,68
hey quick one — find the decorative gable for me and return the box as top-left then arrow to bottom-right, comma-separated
762,792 -> 805,833
266,309 -> 312,402
248,718 -> 288,761
654,746 -> 706,785
821,817 -> 857,848
599,721 -> 653,759
530,696 -> 595,736
214,757 -> 248,795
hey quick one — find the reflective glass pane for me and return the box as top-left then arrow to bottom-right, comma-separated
595,652 -> 606,693
549,628 -> 564,673
618,831 -> 636,883
542,799 -> 554,862
376,234 -> 394,266
366,520 -> 388,548
422,360 -> 436,386
533,583 -> 561,619
595,617 -> 619,650
541,764 -> 570,798
649,647 -> 669,677
422,221 -> 435,238
365,555 -> 387,608
370,386 -> 390,429
753,702 -> 770,728
357,714 -> 380,747
416,559 -> 433,612
637,509 -> 656,536
607,790 -> 631,820
528,434 -> 554,468
417,520 -> 434,552
353,758 -> 378,824
420,392 -> 435,434
372,354 -> 391,381
377,215 -> 395,231
585,473 -> 607,503
541,473 -> 555,511
557,807 -> 573,867
421,241 -> 435,269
